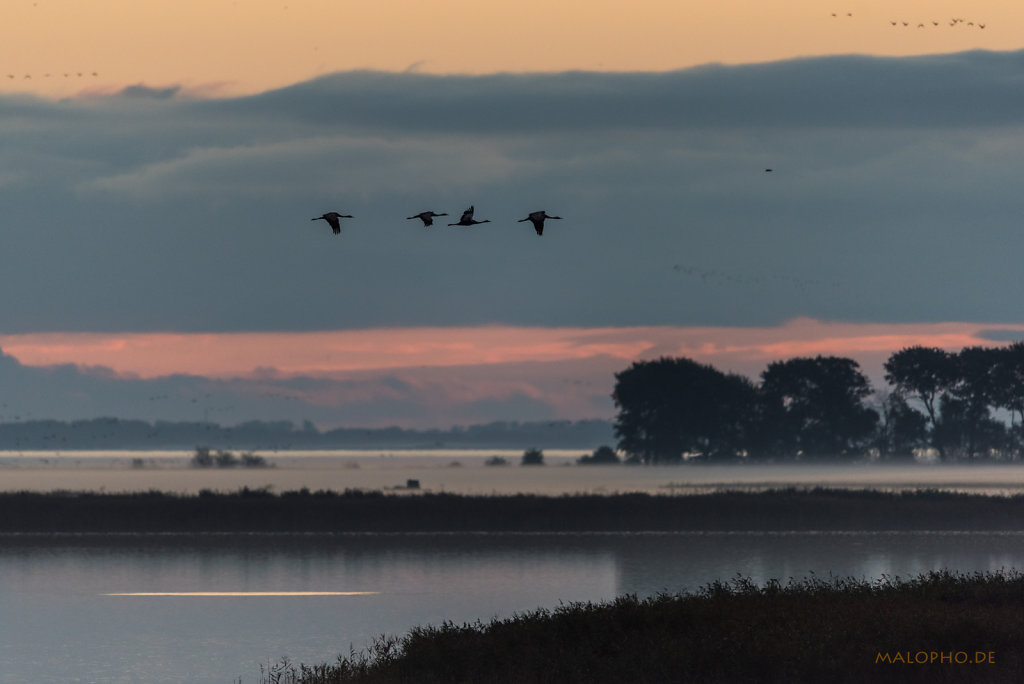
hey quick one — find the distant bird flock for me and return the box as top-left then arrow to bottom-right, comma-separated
889,17 -> 986,29
5,71 -> 99,80
830,12 -> 987,29
312,206 -> 563,237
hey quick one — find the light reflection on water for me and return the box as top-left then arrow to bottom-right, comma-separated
105,591 -> 380,596
2,531 -> 1024,683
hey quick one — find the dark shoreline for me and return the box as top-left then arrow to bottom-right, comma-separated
4,487 -> 1024,534
266,570 -> 1024,684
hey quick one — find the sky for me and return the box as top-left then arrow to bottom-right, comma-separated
1,1 -> 1024,429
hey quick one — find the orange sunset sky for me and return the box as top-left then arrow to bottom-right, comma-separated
0,0 -> 1017,97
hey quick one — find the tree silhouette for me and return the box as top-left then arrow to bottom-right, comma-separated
612,357 -> 757,464
948,346 -> 1005,461
989,342 -> 1024,458
872,391 -> 928,461
610,345 -> 1024,464
759,356 -> 877,460
883,346 -> 956,458
933,394 -> 1006,461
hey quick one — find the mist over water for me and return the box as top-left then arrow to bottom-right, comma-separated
5,450 -> 1024,495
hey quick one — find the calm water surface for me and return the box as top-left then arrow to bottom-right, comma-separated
3,531 -> 1024,684
6,452 -> 1024,682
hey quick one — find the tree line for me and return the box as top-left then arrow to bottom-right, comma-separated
0,417 -> 614,450
612,344 -> 1024,463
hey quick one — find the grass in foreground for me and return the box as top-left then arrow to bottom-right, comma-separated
257,570 -> 1024,683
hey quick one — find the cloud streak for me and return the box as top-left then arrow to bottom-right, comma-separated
1,319 -> 1023,428
0,327 -> 653,378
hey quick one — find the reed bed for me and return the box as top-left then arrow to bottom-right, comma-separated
256,570 -> 1024,683
4,487 -> 1024,533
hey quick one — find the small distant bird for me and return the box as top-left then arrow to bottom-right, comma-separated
518,210 -> 562,236
407,211 -> 448,227
312,211 -> 353,235
448,206 -> 491,226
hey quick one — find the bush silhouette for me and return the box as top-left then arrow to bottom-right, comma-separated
578,445 -> 620,465
521,448 -> 544,466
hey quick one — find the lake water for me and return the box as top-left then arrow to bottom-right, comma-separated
4,531 -> 1024,684
6,451 -> 1024,683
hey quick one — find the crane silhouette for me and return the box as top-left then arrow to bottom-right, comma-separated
312,211 -> 353,235
407,211 -> 448,226
448,206 -> 491,226
518,210 -> 562,236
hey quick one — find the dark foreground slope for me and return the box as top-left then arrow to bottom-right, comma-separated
263,570 -> 1024,684
4,488 -> 1024,533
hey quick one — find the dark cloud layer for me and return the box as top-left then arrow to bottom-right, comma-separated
211,50 -> 1024,133
0,347 -> 616,428
1,50 -> 1024,334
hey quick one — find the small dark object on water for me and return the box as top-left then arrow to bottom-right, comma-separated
406,479 -> 420,490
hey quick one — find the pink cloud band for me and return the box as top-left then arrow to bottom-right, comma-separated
2,318 -> 1020,382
